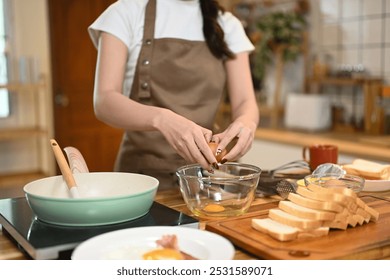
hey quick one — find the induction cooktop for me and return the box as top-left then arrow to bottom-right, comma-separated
0,197 -> 198,260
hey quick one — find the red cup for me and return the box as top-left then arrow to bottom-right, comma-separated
302,144 -> 338,171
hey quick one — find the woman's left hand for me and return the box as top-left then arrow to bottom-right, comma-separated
211,119 -> 257,162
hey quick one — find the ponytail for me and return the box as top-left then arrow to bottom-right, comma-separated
199,0 -> 235,60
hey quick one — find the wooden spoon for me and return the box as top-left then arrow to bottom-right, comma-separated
50,139 -> 80,198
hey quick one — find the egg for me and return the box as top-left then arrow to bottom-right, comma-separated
203,204 -> 225,213
208,142 -> 227,163
142,248 -> 184,260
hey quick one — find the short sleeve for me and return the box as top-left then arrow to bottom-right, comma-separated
88,2 -> 133,49
219,12 -> 255,54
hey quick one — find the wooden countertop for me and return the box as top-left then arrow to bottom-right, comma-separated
1,186 -> 390,260
255,127 -> 390,162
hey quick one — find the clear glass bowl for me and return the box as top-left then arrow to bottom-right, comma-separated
304,173 -> 365,193
176,162 -> 261,218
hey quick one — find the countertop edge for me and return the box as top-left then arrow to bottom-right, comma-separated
255,128 -> 390,162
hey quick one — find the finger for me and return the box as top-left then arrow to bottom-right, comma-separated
220,133 -> 252,162
211,134 -> 221,143
214,126 -> 241,153
202,129 -> 213,143
172,139 -> 194,163
197,140 -> 218,167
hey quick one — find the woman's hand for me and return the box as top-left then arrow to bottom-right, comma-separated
211,51 -> 259,163
154,109 -> 219,170
211,118 -> 257,162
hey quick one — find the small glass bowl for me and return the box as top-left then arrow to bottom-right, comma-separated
304,173 -> 365,193
176,162 -> 261,218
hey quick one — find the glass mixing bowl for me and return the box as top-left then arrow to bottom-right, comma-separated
304,173 -> 365,193
176,162 -> 261,218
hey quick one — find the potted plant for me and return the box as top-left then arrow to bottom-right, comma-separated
252,10 -> 307,84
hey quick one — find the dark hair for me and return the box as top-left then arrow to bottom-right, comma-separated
199,0 -> 235,60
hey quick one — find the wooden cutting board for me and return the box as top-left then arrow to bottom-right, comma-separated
206,195 -> 390,260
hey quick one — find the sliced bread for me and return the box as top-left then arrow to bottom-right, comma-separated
268,208 -> 322,230
287,192 -> 344,213
278,200 -> 335,221
297,186 -> 350,208
252,176 -> 380,242
343,159 -> 390,180
356,197 -> 380,222
306,184 -> 358,213
251,218 -> 329,242
308,181 -> 357,199
252,218 -> 299,241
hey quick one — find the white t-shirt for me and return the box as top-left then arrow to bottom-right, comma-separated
88,0 -> 255,97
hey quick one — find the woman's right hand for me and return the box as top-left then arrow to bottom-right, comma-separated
154,109 -> 218,170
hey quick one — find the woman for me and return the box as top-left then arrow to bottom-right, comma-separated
88,0 -> 259,189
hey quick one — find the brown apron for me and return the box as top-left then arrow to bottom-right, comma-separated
114,0 -> 226,189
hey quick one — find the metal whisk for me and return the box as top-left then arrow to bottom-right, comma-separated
256,178 -> 297,199
267,160 -> 309,177
275,179 -> 297,200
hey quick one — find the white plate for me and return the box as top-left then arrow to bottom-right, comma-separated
71,226 -> 234,260
363,180 -> 390,192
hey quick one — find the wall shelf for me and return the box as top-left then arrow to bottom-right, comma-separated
0,78 -> 53,188
306,76 -> 384,134
0,127 -> 48,140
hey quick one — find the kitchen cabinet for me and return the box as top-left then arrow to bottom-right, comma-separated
0,77 -> 54,188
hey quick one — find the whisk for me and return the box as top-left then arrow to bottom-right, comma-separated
275,179 -> 297,200
256,178 -> 297,199
267,160 -> 310,177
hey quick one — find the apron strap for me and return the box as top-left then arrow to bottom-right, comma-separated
134,0 -> 156,100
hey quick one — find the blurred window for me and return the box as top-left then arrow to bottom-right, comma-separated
0,0 -> 9,118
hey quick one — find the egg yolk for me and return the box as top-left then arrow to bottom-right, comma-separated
203,204 -> 225,212
142,248 -> 184,260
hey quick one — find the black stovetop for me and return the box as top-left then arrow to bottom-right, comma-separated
0,197 -> 198,260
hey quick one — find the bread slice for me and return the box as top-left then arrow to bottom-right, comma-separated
297,227 -> 329,239
354,197 -> 379,222
320,208 -> 349,230
323,219 -> 348,230
306,184 -> 358,213
287,192 -> 344,213
252,218 -> 298,241
343,159 -> 390,180
356,208 -> 371,223
296,186 -> 350,208
278,200 -> 335,221
268,208 -> 322,230
252,218 -> 329,242
307,181 -> 357,199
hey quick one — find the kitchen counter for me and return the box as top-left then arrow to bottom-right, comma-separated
0,188 -> 267,260
255,127 -> 390,163
1,187 -> 390,260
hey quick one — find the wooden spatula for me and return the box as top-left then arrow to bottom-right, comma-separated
50,139 -> 80,198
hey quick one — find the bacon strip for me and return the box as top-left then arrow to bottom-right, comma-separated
156,234 -> 198,260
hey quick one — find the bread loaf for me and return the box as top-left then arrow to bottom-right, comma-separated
252,179 -> 380,242
343,159 -> 390,180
